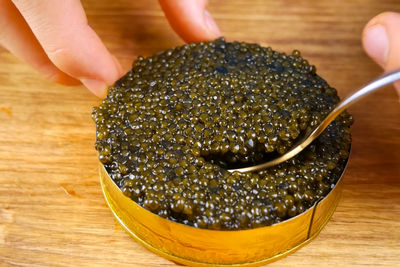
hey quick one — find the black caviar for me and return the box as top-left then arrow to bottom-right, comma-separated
92,38 -> 352,230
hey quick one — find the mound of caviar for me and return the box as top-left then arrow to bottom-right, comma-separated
92,38 -> 352,230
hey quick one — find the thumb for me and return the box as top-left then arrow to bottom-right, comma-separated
362,12 -> 400,95
159,0 -> 221,43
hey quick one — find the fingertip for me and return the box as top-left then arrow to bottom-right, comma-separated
204,10 -> 221,40
111,55 -> 124,77
81,78 -> 108,98
362,24 -> 388,68
159,0 -> 221,43
362,12 -> 400,71
12,0 -> 121,96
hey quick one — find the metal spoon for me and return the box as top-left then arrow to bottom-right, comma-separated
228,69 -> 400,173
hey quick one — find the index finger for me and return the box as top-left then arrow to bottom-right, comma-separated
159,0 -> 221,43
12,0 -> 123,97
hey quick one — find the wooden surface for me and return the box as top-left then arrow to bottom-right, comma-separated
1,0 -> 399,266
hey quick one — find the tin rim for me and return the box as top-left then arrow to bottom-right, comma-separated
99,155 -> 349,266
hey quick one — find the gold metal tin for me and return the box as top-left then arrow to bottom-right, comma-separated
99,161 -> 347,266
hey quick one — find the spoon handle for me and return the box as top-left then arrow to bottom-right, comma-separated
328,69 -> 400,123
229,69 -> 400,173
311,69 -> 400,144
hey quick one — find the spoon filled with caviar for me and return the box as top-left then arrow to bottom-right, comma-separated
229,69 -> 400,173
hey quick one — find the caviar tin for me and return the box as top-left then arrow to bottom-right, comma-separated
99,153 -> 349,267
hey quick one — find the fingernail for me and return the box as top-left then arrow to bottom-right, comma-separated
204,10 -> 221,37
81,78 -> 108,98
111,55 -> 124,77
364,25 -> 389,67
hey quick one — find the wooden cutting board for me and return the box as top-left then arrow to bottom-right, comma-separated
1,0 -> 399,266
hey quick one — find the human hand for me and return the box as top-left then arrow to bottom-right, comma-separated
0,0 -> 221,97
363,12 -> 400,95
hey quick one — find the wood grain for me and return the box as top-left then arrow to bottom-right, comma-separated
1,0 -> 399,266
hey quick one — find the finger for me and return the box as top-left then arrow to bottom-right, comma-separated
0,0 -> 78,85
159,0 -> 221,43
12,0 -> 123,97
362,12 -> 400,95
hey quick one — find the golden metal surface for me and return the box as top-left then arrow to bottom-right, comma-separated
99,160 -> 347,266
